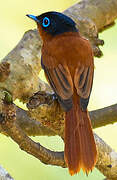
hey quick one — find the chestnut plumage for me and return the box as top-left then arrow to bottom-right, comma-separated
27,11 -> 97,175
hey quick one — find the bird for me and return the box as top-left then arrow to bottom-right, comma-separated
26,11 -> 97,175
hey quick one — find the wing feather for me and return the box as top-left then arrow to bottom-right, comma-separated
42,58 -> 73,111
74,65 -> 94,110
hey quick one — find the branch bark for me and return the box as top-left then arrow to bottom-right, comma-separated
90,104 -> 117,129
0,98 -> 117,138
27,91 -> 117,136
0,165 -> 14,180
64,0 -> 117,31
64,0 -> 117,56
16,106 -> 56,136
1,100 -> 117,180
0,0 -> 116,107
0,0 -> 117,179
0,0 -> 116,106
95,134 -> 117,180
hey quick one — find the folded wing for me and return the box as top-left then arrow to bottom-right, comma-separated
74,64 -> 94,110
42,58 -> 73,111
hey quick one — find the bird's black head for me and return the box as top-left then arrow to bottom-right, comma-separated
26,11 -> 78,36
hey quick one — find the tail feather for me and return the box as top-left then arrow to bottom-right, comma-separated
65,106 -> 81,175
64,100 -> 97,175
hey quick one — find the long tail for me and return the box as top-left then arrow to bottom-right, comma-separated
64,98 -> 97,175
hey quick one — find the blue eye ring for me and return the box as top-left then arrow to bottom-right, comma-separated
42,17 -> 50,27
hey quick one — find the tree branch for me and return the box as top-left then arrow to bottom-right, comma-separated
1,101 -> 117,180
16,106 -> 56,136
90,104 -> 117,129
0,165 -> 14,180
0,0 -> 116,107
0,98 -> 117,138
64,0 -> 117,31
0,0 -> 117,179
64,0 -> 117,57
95,134 -> 117,180
27,91 -> 117,136
0,102 -> 65,168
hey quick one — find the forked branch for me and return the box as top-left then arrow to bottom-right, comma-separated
0,0 -> 117,179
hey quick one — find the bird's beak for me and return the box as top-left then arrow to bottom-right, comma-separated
26,14 -> 39,23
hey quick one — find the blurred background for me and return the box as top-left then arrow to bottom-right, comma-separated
0,0 -> 117,179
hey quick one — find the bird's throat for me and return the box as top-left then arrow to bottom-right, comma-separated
37,24 -> 53,42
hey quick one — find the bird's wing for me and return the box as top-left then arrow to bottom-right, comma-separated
74,64 -> 94,111
41,34 -> 94,111
41,57 -> 73,111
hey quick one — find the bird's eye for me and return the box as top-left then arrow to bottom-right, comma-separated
42,17 -> 50,27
